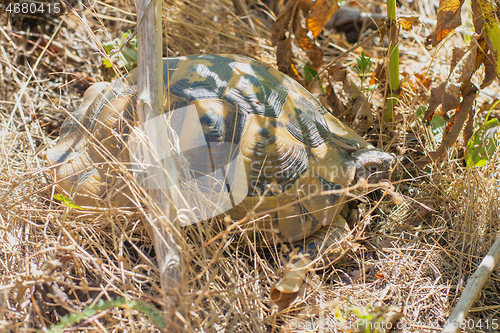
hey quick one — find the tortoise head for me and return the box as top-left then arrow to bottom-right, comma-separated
351,149 -> 396,183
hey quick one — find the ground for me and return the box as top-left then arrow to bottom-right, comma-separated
0,0 -> 500,332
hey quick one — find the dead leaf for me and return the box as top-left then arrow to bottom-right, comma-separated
327,84 -> 346,118
429,83 -> 478,160
482,51 -> 497,89
307,0 -> 339,38
451,47 -> 466,69
414,73 -> 432,89
474,34 -> 489,69
426,0 -> 465,47
477,0 -> 500,80
326,65 -> 371,131
271,0 -> 338,84
270,255 -> 310,311
296,28 -> 324,69
270,287 -> 302,312
400,72 -> 432,101
291,3 -> 302,36
471,0 -> 485,34
309,72 -> 324,98
271,0 -> 299,46
399,15 -> 420,31
422,35 -> 486,164
275,37 -> 294,75
328,64 -> 347,81
299,0 -> 313,13
442,44 -> 477,115
290,63 -> 302,81
463,96 -> 476,145
343,73 -> 373,132
369,61 -> 385,86
271,0 -> 311,81
424,82 -> 446,124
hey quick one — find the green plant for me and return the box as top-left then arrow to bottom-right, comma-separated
54,193 -> 84,222
49,297 -> 165,332
429,115 -> 446,144
304,61 -> 325,93
352,305 -> 384,333
417,106 -> 446,144
54,194 -> 83,210
102,30 -> 138,73
465,114 -> 500,168
353,51 -> 375,92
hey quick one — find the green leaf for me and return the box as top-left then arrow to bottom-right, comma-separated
49,297 -> 165,332
303,62 -> 319,84
416,106 -> 425,118
353,51 -> 373,92
465,118 -> 500,168
102,30 -> 138,72
430,114 -> 446,144
355,51 -> 372,75
102,40 -> 118,54
416,107 -> 445,144
102,58 -> 113,69
303,62 -> 326,93
54,194 -> 83,210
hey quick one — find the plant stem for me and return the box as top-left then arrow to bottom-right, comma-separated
136,0 -> 182,329
385,0 -> 400,122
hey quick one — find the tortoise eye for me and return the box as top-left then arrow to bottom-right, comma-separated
369,164 -> 379,173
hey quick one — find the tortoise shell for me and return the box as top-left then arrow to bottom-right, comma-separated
47,54 -> 395,243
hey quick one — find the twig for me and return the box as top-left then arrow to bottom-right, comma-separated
442,233 -> 500,333
135,0 -> 182,330
110,0 -> 151,56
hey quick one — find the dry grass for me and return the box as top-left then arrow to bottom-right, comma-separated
1,0 -> 500,332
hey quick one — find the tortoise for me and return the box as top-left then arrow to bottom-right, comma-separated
47,54 -> 395,300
